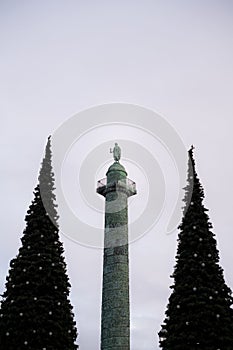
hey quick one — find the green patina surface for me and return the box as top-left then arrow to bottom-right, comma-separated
98,157 -> 136,350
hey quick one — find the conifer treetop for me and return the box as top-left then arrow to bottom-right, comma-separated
159,147 -> 233,349
0,137 -> 78,349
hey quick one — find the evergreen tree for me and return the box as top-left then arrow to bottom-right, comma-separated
158,146 -> 233,350
0,137 -> 78,350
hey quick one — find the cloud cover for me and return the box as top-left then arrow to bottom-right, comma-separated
1,1 -> 233,349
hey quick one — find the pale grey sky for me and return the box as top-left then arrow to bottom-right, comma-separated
1,1 -> 233,349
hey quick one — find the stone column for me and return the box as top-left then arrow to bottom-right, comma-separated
97,155 -> 136,350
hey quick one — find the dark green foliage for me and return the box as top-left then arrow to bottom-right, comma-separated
0,137 -> 78,350
159,146 -> 233,350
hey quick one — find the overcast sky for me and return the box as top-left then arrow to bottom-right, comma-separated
1,1 -> 233,349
